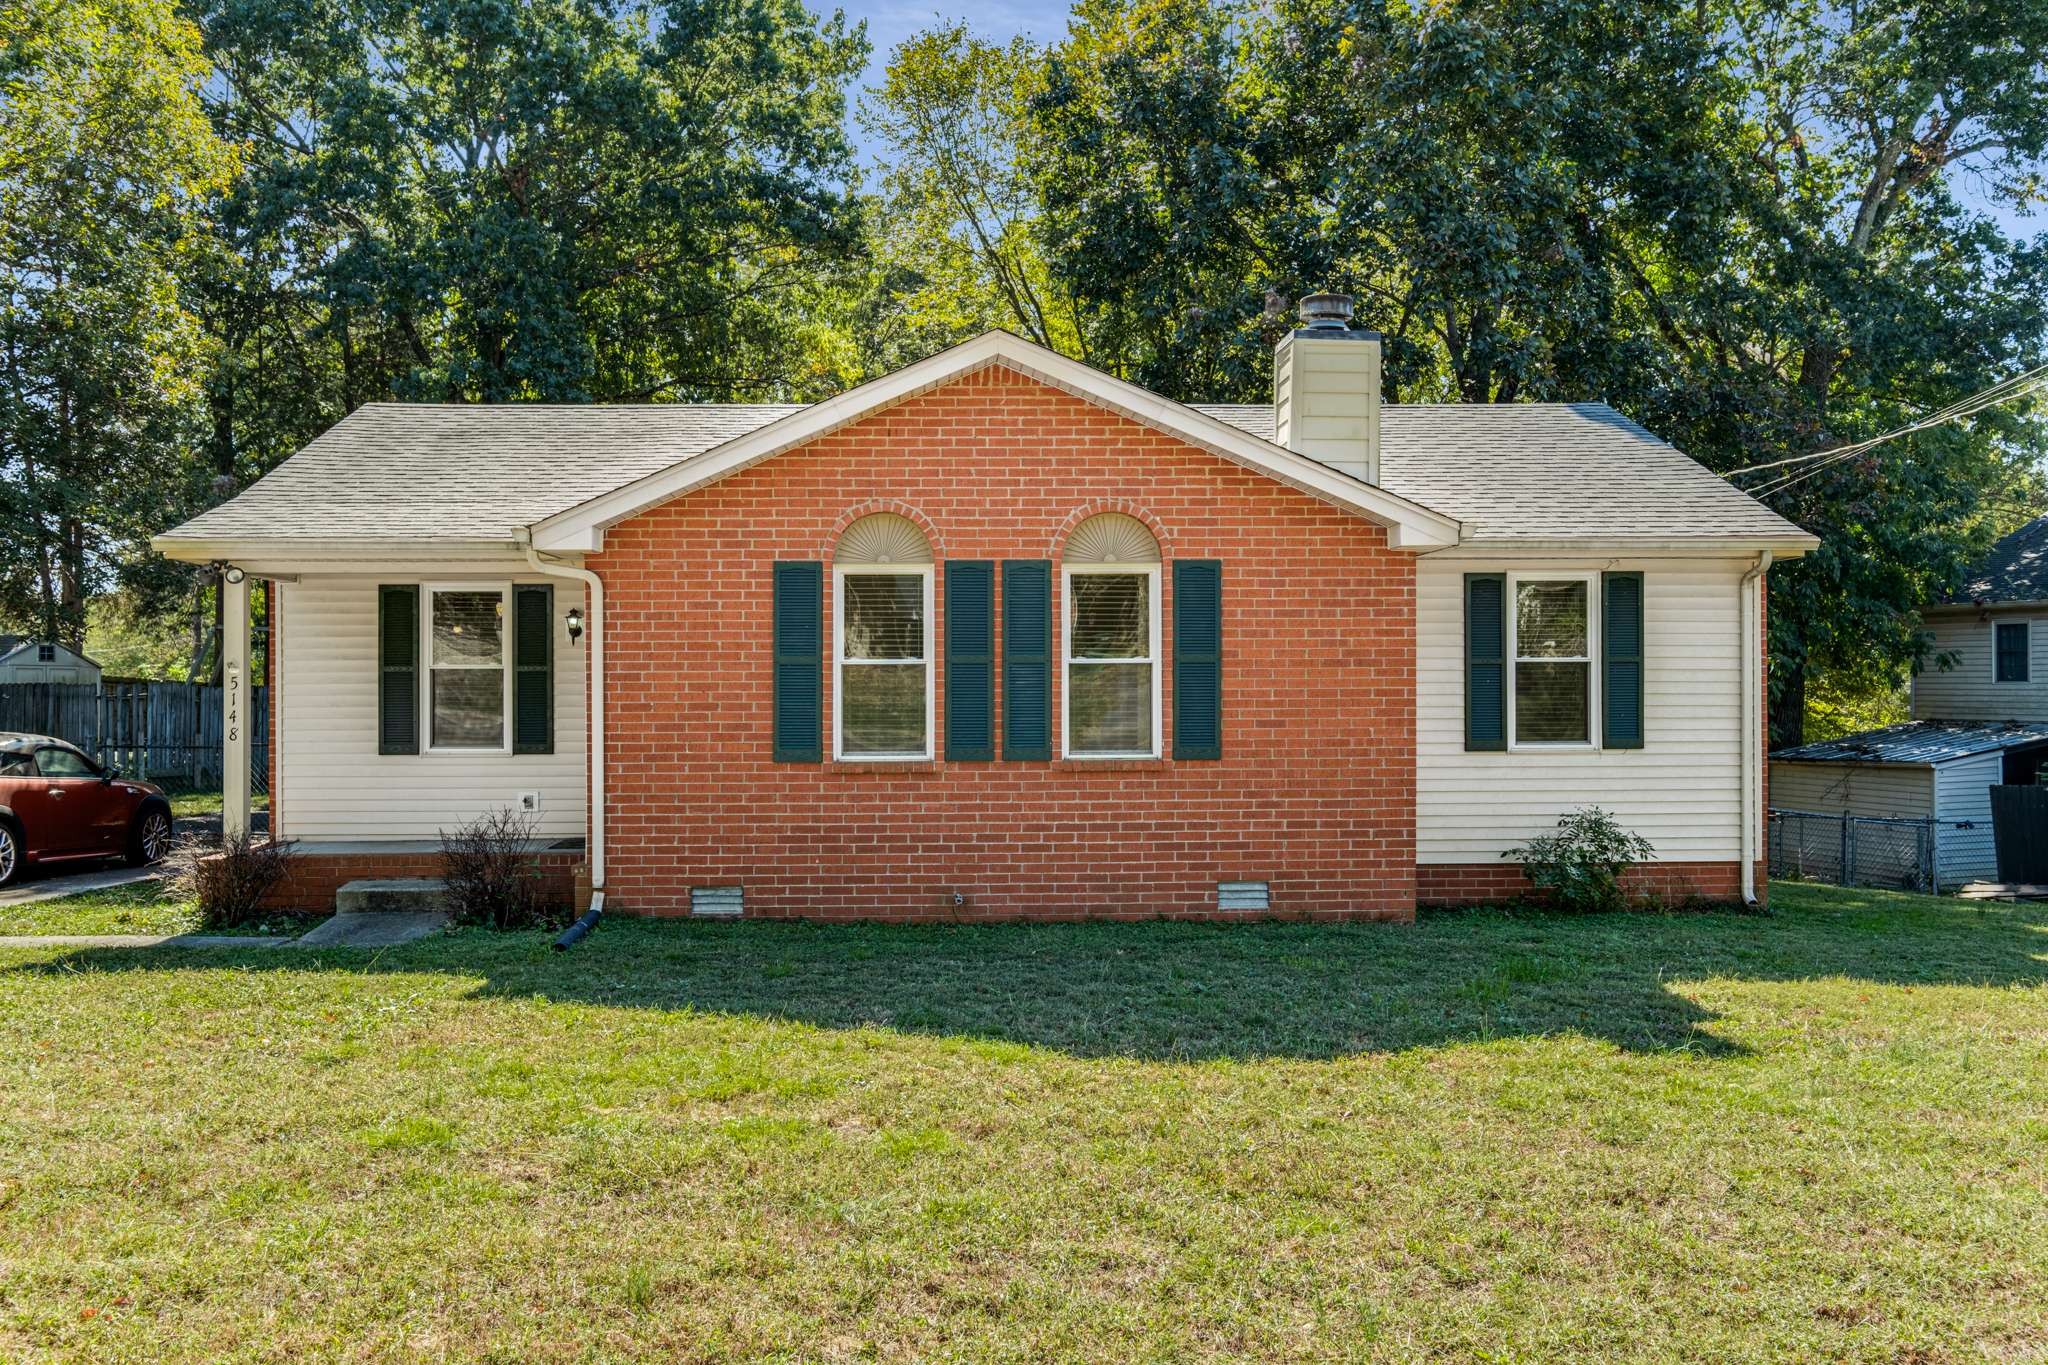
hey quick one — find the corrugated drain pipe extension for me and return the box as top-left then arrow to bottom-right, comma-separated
1740,551 -> 1773,908
517,529 -> 607,949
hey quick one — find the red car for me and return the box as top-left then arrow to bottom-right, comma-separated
0,733 -> 173,886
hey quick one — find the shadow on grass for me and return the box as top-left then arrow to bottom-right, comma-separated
6,885 -> 2044,1061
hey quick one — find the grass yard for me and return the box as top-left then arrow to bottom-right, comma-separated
0,880 -> 305,938
165,788 -> 270,820
0,883 -> 2042,1362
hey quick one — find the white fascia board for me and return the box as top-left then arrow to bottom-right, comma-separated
528,331 -> 1462,553
1430,533 -> 1820,559
149,535 -> 537,575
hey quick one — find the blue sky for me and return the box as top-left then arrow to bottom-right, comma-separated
831,1 -> 2039,239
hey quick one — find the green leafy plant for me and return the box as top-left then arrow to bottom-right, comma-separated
1505,807 -> 1656,912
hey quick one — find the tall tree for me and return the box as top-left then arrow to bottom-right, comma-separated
0,0 -> 236,647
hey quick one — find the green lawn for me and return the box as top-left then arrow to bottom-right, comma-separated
0,880 -> 304,938
0,883 -> 2042,1362
165,788 -> 270,820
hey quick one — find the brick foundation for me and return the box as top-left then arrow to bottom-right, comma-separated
590,363 -> 1419,922
1415,860 -> 1763,908
262,849 -> 581,913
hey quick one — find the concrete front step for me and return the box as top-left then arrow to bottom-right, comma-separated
334,877 -> 450,915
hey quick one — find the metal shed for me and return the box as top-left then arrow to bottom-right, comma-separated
1771,720 -> 2048,888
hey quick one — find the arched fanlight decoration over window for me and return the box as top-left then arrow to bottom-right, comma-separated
835,512 -> 932,565
1064,512 -> 1159,564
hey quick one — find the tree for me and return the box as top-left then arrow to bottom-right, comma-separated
0,0 -> 236,648
951,0 -> 2048,742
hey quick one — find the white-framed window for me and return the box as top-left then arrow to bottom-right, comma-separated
1507,571 -> 1598,749
833,565 -> 934,760
1996,620 -> 2030,684
425,583 -> 510,752
1064,562 -> 1162,758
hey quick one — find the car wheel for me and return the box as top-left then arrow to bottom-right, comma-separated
128,807 -> 173,867
0,822 -> 19,887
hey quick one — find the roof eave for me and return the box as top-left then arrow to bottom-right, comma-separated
1433,533 -> 1819,557
151,533 -> 532,569
528,331 -> 1463,553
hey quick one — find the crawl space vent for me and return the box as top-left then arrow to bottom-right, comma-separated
690,886 -> 744,918
1216,881 -> 1271,912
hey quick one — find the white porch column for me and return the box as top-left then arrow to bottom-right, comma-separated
222,569 -> 251,842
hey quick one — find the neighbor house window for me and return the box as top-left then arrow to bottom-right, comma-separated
427,586 -> 507,750
1997,622 -> 2030,683
1063,513 -> 1161,758
35,644 -> 54,662
834,514 -> 933,759
1509,574 -> 1597,746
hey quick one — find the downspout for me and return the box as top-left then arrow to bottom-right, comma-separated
517,530 -> 606,939
1740,551 -> 1773,906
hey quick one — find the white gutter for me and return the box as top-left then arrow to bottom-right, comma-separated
518,530 -> 605,906
1740,551 -> 1773,905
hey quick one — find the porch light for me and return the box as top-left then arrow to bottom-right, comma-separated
567,607 -> 584,643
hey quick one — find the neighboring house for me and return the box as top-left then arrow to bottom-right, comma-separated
0,637 -> 100,686
1772,516 -> 2048,887
153,298 -> 1815,920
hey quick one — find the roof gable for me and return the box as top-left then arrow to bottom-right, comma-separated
528,333 -> 1461,552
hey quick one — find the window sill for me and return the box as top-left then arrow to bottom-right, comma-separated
1054,757 -> 1168,771
831,758 -> 940,773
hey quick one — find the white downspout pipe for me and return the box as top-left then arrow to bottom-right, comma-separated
518,531 -> 605,907
1740,551 -> 1773,906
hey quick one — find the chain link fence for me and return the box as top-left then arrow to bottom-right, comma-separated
1768,808 -> 1936,893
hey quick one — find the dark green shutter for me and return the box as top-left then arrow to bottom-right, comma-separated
945,561 -> 994,761
1002,560 -> 1052,760
1465,573 -> 1506,752
378,584 -> 420,755
512,583 -> 554,754
1172,560 -> 1222,760
1602,571 -> 1644,750
772,562 -> 823,762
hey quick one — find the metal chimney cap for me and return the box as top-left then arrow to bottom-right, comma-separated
1298,293 -> 1354,328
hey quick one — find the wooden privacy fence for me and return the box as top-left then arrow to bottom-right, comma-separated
1988,784 -> 2048,884
0,681 -> 267,792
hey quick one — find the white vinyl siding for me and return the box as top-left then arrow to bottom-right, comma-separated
1933,752 -> 2000,888
276,575 -> 586,841
1419,556 -> 1748,863
1913,609 -> 2048,721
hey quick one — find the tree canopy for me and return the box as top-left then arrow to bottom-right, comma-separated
1,0 -> 2044,741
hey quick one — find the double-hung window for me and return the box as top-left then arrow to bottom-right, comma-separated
428,586 -> 508,750
1996,621 -> 2030,684
1509,573 -> 1597,747
835,569 -> 932,759
1065,565 -> 1161,758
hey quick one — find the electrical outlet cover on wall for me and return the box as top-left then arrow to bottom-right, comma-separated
517,792 -> 541,813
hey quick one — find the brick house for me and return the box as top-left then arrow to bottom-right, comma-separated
155,299 -> 1815,920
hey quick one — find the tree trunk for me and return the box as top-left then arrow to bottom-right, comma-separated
1770,657 -> 1806,750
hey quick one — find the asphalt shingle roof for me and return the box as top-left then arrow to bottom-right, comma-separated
162,390 -> 1805,547
1772,719 -> 2048,765
1944,514 -> 2048,605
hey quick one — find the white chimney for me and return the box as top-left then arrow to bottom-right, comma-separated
1273,293 -> 1381,484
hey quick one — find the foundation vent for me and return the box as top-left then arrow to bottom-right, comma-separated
690,886 -> 745,918
1216,881 -> 1271,912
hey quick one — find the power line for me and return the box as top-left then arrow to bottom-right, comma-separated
1724,362 -> 2048,496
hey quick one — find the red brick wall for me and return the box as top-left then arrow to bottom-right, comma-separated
588,363 -> 1417,921
1415,860 -> 1756,908
264,850 -> 580,913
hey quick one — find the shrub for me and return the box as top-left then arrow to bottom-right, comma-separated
168,827 -> 295,928
440,807 -> 562,929
1504,807 -> 1656,912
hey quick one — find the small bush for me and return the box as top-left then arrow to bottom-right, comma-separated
440,807 -> 562,929
168,828 -> 295,928
1504,807 -> 1656,912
